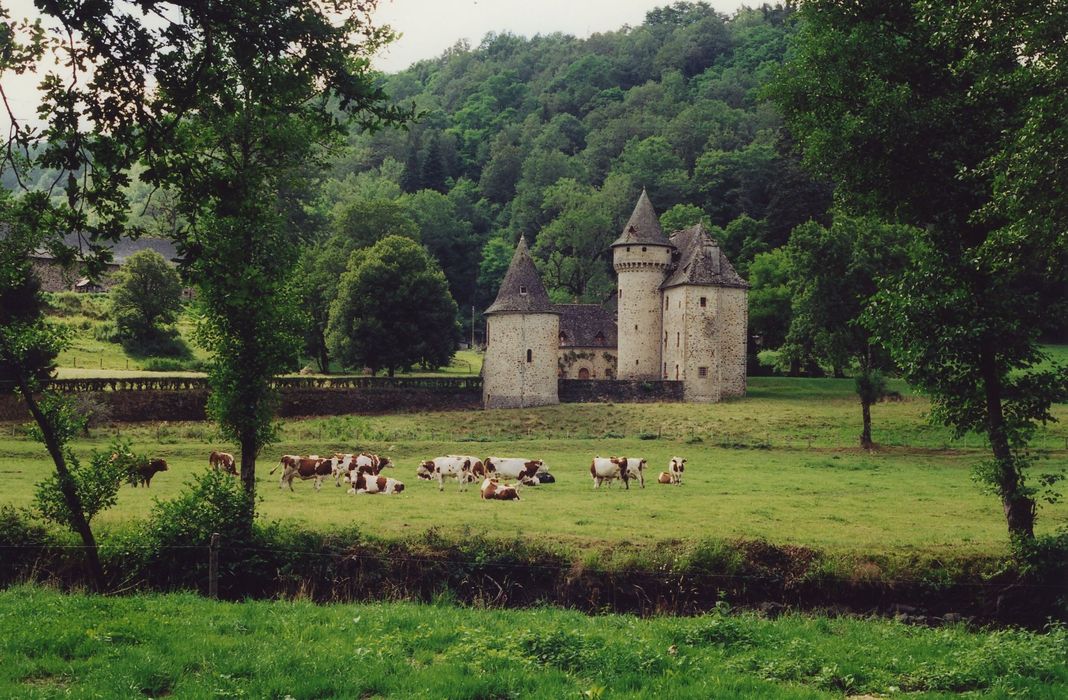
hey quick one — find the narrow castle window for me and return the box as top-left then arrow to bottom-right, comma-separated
700,297 -> 707,307
526,349 -> 532,363
698,367 -> 708,378
519,285 -> 528,295
675,365 -> 680,380
676,332 -> 680,347
665,296 -> 668,309
663,362 -> 667,377
641,246 -> 647,252
634,324 -> 638,330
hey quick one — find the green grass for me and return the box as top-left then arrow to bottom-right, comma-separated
0,586 -> 1064,699
2,380 -> 1065,556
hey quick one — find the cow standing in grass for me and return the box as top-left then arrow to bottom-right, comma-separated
209,451 -> 237,476
271,455 -> 331,491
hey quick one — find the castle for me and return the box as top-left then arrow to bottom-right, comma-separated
482,190 -> 748,408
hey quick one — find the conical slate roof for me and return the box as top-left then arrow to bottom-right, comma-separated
661,224 -> 748,289
611,189 -> 673,248
485,235 -> 556,314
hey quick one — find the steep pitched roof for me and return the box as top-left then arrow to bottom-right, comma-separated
20,230 -> 180,264
554,304 -> 617,348
611,189 -> 673,248
485,235 -> 556,314
661,224 -> 748,289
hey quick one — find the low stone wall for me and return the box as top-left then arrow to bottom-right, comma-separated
0,386 -> 482,423
558,379 -> 684,403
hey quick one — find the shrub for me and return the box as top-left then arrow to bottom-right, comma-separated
71,393 -> 114,435
0,505 -> 53,585
34,446 -> 127,528
142,357 -> 205,372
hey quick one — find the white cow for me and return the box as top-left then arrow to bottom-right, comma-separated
590,456 -> 627,489
419,456 -> 473,492
667,456 -> 686,485
485,457 -> 542,486
590,456 -> 646,489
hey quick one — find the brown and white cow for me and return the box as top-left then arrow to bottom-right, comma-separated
271,455 -> 331,491
209,450 -> 237,476
131,458 -> 168,487
418,456 -> 473,492
667,456 -> 686,485
349,473 -> 405,495
480,478 -> 520,500
590,456 -> 645,489
657,472 -> 673,484
484,457 -> 542,486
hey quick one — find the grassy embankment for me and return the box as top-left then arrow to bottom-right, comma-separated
1,586 -> 1064,699
2,376 -> 1065,558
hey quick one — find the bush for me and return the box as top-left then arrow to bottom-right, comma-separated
142,357 -> 206,372
34,444 -> 129,529
71,393 -> 114,435
0,505 -> 53,585
121,329 -> 191,358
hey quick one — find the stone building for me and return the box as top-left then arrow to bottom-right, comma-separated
24,232 -> 183,294
483,190 -> 748,408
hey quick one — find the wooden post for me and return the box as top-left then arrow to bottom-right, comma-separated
208,532 -> 220,599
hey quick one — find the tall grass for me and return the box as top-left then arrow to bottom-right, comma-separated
1,586 -> 1064,698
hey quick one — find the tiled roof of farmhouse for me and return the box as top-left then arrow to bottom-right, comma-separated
611,189 -> 673,248
485,235 -> 556,314
554,304 -> 618,348
22,230 -> 180,264
661,224 -> 749,289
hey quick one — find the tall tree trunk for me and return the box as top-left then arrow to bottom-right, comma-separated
979,345 -> 1036,539
317,338 -> 329,374
239,431 -> 257,503
16,376 -> 106,591
859,396 -> 874,449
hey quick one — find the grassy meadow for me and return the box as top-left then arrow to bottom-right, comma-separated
2,376 -> 1065,557
2,586 -> 1065,699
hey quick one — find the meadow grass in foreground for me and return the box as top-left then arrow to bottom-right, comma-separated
0,586 -> 1064,699
1,383 -> 1066,556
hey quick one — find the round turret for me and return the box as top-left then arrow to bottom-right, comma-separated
612,190 -> 674,380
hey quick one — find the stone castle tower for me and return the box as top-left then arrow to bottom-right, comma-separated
482,235 -> 560,409
483,192 -> 748,408
613,190 -> 675,380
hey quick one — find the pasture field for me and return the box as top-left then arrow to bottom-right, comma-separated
1,377 -> 1066,556
1,586 -> 1065,699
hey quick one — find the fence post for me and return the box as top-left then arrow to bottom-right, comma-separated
208,532 -> 220,599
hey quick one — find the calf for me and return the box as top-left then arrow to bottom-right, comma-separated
657,472 -> 673,485
667,456 -> 686,485
419,456 -> 473,492
350,473 -> 405,495
590,456 -> 630,489
209,450 -> 237,476
480,478 -> 520,501
132,458 -> 168,487
485,457 -> 542,486
271,455 -> 331,491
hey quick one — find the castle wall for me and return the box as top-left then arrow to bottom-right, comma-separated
614,245 -> 672,380
557,347 -> 617,379
483,312 -> 559,408
717,286 -> 748,398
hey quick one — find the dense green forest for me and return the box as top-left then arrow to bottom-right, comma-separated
114,2 -> 829,365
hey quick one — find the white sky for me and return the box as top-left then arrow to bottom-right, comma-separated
1,0 -> 747,129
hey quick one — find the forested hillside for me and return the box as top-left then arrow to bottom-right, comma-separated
228,2 -> 830,365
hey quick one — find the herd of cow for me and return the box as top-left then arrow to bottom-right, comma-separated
220,451 -> 689,500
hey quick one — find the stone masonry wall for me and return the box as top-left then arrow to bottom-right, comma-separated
558,347 -> 617,379
558,379 -> 684,403
483,312 -> 559,408
717,286 -> 748,398
0,386 -> 481,423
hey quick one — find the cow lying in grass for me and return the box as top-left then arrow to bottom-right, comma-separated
480,478 -> 520,500
349,473 -> 405,495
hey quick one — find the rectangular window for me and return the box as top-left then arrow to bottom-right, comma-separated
698,367 -> 708,378
700,297 -> 707,307
519,285 -> 528,295
526,349 -> 532,363
665,296 -> 669,309
676,332 -> 680,347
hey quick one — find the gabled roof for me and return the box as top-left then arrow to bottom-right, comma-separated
485,235 -> 556,314
22,231 -> 180,264
661,224 -> 748,289
611,189 -> 673,248
554,304 -> 617,348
